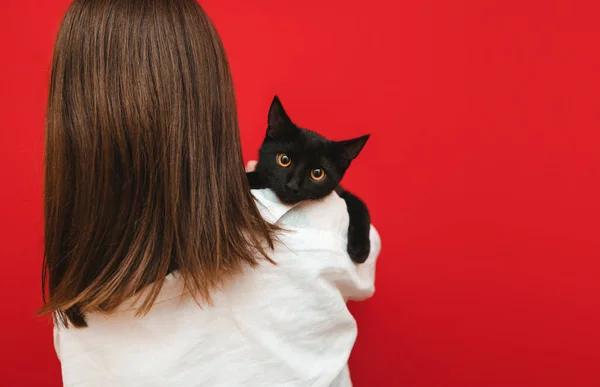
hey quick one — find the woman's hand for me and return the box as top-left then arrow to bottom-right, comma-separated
245,160 -> 258,172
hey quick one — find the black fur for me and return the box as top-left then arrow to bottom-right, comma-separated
248,96 -> 371,263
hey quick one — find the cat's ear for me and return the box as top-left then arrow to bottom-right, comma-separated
267,96 -> 294,138
336,134 -> 370,164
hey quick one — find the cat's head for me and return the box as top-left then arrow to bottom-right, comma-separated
255,96 -> 369,204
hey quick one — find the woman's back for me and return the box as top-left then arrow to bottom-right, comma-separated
56,190 -> 380,386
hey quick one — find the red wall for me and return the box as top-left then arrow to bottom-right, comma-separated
1,1 -> 599,386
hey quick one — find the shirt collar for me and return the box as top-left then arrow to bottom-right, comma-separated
251,189 -> 300,224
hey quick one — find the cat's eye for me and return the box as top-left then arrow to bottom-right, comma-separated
277,153 -> 292,167
310,168 -> 326,181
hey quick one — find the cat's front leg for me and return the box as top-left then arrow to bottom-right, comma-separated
246,171 -> 269,190
336,186 -> 371,264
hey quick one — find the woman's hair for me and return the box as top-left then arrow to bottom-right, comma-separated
41,0 -> 276,328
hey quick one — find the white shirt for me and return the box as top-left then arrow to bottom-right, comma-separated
54,189 -> 381,387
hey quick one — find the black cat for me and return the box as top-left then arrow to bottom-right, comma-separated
247,96 -> 371,264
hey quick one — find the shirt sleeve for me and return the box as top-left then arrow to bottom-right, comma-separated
252,189 -> 381,302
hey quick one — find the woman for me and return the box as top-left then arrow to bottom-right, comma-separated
41,0 -> 380,386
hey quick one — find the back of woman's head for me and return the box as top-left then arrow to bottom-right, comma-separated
42,0 -> 276,327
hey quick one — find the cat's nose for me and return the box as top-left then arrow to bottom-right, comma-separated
285,181 -> 300,193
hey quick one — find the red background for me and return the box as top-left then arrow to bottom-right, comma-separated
1,0 -> 599,386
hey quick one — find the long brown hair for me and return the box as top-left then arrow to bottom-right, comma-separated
41,0 -> 276,328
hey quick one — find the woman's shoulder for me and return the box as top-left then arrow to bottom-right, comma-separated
251,188 -> 349,234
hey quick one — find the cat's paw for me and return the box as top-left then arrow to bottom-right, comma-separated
348,238 -> 371,264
